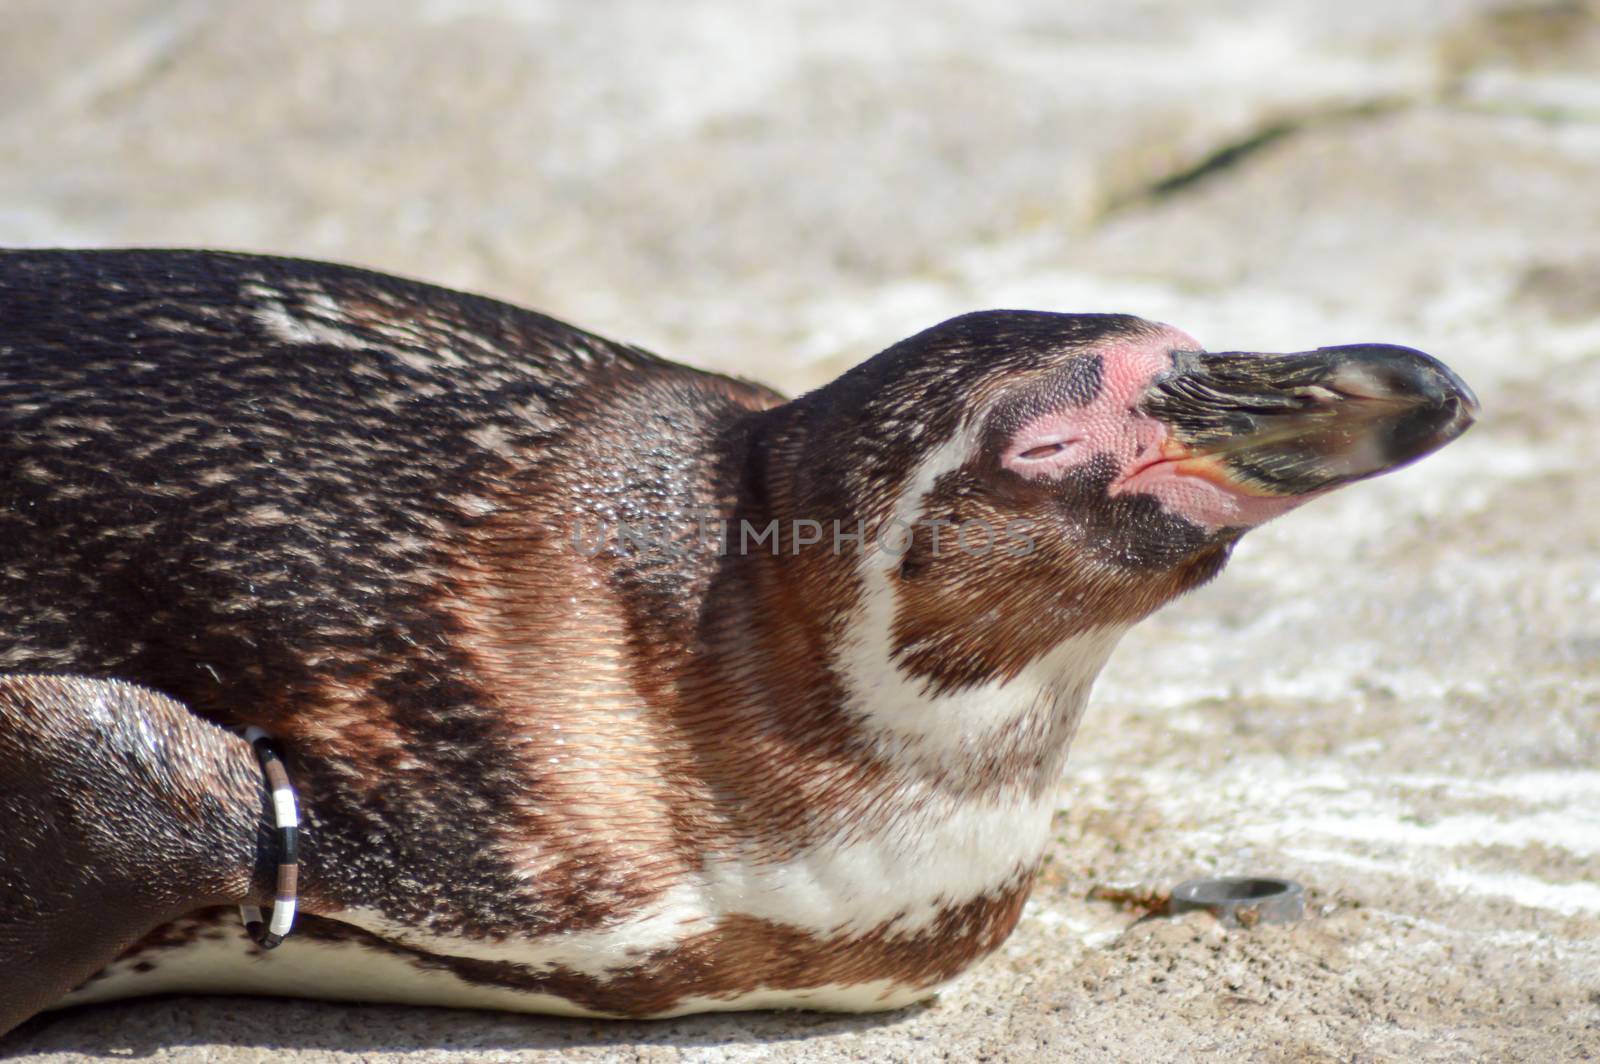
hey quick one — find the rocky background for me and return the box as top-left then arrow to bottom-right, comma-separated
3,1 -> 1598,1060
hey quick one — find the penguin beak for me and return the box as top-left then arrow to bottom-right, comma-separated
1138,344 -> 1479,496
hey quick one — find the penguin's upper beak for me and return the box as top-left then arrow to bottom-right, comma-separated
1138,343 -> 1479,497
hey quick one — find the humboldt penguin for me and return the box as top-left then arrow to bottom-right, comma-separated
0,249 -> 1476,1032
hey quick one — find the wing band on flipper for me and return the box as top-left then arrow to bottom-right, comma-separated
240,726 -> 300,950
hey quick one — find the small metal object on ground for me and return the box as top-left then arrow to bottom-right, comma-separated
1169,876 -> 1305,928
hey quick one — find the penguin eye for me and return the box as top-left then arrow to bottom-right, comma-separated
1002,435 -> 1087,479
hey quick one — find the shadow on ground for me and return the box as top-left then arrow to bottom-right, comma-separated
2,995 -> 923,1058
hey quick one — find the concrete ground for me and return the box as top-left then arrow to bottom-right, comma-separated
2,1 -> 1598,1060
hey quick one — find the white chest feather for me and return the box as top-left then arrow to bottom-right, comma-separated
63,915 -> 932,1017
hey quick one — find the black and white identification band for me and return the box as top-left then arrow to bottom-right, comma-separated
239,726 -> 299,949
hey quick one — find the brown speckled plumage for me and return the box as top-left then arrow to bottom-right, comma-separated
0,249 -> 1476,1033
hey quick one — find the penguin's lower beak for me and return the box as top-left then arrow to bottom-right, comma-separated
1139,344 -> 1479,497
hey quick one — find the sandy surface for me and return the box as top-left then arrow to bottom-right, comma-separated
2,1 -> 1598,1061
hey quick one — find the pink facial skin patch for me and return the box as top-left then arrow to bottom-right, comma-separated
1000,327 -> 1307,531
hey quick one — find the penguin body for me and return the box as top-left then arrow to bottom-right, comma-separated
0,250 -> 1476,1030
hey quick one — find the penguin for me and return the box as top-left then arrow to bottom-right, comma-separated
0,249 -> 1477,1032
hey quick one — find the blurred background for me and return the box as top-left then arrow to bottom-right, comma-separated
3,1 -> 1597,1060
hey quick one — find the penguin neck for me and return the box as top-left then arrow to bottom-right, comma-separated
742,400 -> 1129,796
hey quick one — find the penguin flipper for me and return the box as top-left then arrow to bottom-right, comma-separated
0,675 -> 270,1034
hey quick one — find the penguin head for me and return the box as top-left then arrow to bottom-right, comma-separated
784,310 -> 1477,693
